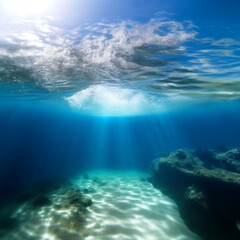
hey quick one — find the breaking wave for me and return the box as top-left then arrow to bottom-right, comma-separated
65,85 -> 162,116
0,17 -> 195,91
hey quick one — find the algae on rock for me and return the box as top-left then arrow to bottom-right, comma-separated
151,148 -> 240,240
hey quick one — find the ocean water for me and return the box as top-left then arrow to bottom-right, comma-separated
1,99 -> 239,196
0,0 -> 240,239
1,97 -> 240,239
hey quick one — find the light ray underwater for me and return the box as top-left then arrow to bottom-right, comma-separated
0,0 -> 240,240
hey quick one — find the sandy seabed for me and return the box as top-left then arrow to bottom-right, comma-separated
1,171 -> 200,240
74,171 -> 200,240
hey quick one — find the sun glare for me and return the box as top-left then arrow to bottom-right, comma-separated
2,0 -> 54,16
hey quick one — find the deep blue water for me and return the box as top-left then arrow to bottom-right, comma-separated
1,98 -> 240,197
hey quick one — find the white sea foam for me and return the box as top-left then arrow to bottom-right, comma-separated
77,19 -> 195,68
0,18 -> 195,90
65,85 -> 162,116
1,17 -> 238,102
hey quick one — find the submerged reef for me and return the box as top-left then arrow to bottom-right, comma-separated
0,178 -> 92,240
150,148 -> 240,240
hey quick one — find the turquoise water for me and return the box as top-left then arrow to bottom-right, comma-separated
1,98 -> 240,239
0,0 -> 240,239
1,99 -> 239,194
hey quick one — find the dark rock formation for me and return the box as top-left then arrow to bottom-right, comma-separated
0,179 -> 92,239
151,148 -> 240,240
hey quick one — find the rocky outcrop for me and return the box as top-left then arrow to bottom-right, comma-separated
151,148 -> 240,240
0,179 -> 92,239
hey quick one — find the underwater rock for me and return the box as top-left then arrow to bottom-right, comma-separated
0,179 -> 92,239
82,198 -> 92,207
62,187 -> 92,210
151,148 -> 240,240
184,186 -> 208,209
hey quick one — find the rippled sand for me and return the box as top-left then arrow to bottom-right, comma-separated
1,171 -> 200,240
73,171 -> 200,240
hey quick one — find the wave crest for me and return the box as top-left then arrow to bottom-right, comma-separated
65,85 -> 161,116
0,18 -> 195,90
